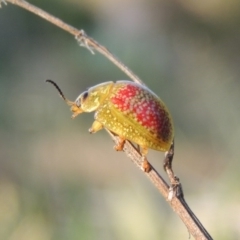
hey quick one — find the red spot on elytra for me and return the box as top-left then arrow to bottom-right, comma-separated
111,83 -> 170,141
111,84 -> 138,112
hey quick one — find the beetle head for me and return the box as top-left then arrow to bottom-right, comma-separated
46,80 -> 114,119
74,81 -> 114,114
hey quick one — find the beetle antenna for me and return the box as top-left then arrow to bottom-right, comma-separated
46,79 -> 74,105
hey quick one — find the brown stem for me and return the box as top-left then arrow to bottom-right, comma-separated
3,1 -> 213,239
3,0 -> 143,85
108,132 -> 212,240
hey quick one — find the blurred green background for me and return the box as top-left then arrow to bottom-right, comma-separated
1,0 -> 240,239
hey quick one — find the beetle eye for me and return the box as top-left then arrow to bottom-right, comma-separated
75,98 -> 81,107
82,91 -> 88,101
75,91 -> 88,107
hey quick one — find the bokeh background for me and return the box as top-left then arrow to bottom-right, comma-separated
1,0 -> 240,239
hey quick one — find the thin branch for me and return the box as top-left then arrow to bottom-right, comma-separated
3,0 -> 143,85
2,1 -> 213,239
109,131 -> 213,240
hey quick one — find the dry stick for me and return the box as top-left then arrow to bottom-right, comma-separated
2,0 -> 144,86
3,1 -> 213,239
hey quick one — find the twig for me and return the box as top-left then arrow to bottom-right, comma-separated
2,0 -> 143,86
2,0 -> 213,239
108,131 -> 212,240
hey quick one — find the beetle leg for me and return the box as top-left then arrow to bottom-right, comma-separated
163,141 -> 183,199
114,137 -> 125,151
140,146 -> 152,173
89,120 -> 103,133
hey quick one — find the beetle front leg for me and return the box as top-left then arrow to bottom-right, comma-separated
89,120 -> 103,133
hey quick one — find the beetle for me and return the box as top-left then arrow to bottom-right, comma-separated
46,80 -> 174,172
